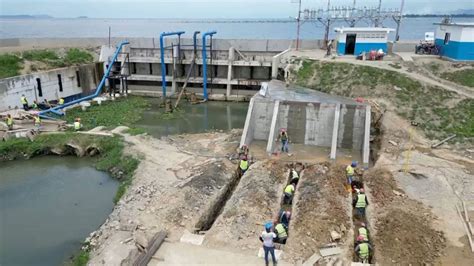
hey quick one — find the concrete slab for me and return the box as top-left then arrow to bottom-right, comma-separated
257,247 -> 284,260
179,230 -> 205,246
319,246 -> 342,257
302,252 -> 322,266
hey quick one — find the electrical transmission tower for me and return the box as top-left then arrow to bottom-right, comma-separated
293,0 -> 404,49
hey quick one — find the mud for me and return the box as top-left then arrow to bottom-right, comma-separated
87,131 -> 242,265
284,163 -> 352,263
364,168 -> 446,265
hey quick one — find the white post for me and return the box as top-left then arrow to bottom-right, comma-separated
330,104 -> 341,160
363,105 -> 371,167
267,100 -> 280,153
227,47 -> 235,97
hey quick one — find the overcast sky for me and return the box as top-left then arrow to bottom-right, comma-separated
1,0 -> 472,18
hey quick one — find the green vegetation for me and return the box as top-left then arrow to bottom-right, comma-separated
0,54 -> 22,78
70,249 -> 90,266
294,60 -> 474,142
0,48 -> 94,79
65,48 -> 94,65
65,96 -> 151,130
441,69 -> 474,87
126,127 -> 147,135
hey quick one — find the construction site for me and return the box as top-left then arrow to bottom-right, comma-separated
1,1 -> 474,266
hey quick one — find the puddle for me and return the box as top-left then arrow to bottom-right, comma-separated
0,156 -> 118,265
135,100 -> 248,138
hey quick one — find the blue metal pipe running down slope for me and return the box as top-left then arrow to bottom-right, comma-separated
160,31 -> 185,99
201,31 -> 217,101
39,40 -> 130,119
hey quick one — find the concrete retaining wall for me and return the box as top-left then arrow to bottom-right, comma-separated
0,38 -> 324,52
0,64 -> 98,111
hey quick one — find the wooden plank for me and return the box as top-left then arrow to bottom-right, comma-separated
462,201 -> 469,222
133,231 -> 167,266
431,134 -> 456,148
456,205 -> 474,252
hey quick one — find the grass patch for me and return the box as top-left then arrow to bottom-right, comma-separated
293,60 -> 473,142
441,69 -> 474,87
0,53 -> 22,78
65,96 -> 151,130
70,249 -> 90,266
65,48 -> 94,65
22,49 -> 59,61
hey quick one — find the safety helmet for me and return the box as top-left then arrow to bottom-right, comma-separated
286,211 -> 291,219
265,221 -> 273,230
361,222 -> 366,227
359,188 -> 365,193
351,161 -> 358,167
357,235 -> 365,242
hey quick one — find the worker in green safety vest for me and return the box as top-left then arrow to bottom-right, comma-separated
6,114 -> 14,130
274,223 -> 288,244
353,188 -> 369,219
20,95 -> 29,110
354,235 -> 373,263
239,155 -> 249,175
283,183 -> 295,205
59,98 -> 65,105
358,222 -> 369,242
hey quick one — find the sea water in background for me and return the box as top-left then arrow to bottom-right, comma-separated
0,156 -> 118,266
1,17 -> 473,40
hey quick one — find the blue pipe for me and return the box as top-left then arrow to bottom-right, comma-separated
160,31 -> 185,99
201,31 -> 216,101
39,40 -> 130,118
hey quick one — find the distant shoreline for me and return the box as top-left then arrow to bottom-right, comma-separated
1,14 -> 474,21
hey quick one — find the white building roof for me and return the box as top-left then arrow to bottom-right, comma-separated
434,22 -> 474,27
334,27 -> 394,33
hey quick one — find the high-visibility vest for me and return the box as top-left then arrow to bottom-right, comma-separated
240,160 -> 248,170
358,243 -> 369,258
275,224 -> 287,238
59,98 -> 65,105
358,227 -> 368,241
32,103 -> 38,109
356,194 -> 367,208
34,117 -> 41,126
74,121 -> 82,130
20,97 -> 27,105
6,117 -> 13,126
291,170 -> 299,179
284,184 -> 295,195
346,165 -> 354,176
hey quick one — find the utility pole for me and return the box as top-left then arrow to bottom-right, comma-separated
350,0 -> 357,27
394,0 -> 405,42
296,0 -> 302,50
323,0 -> 331,48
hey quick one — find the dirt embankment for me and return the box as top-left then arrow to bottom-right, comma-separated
87,131 -> 241,265
364,168 -> 446,265
204,160 -> 288,252
284,163 -> 352,263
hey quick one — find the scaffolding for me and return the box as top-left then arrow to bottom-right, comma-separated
293,0 -> 404,49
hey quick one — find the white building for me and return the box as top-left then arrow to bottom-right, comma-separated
434,22 -> 474,61
334,27 -> 394,55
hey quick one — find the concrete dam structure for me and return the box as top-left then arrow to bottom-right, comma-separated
240,80 -> 371,165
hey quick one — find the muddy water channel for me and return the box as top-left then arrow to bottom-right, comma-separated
136,100 -> 248,137
0,156 -> 118,266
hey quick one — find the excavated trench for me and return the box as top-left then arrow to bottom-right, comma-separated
351,177 -> 375,263
274,162 -> 304,245
193,168 -> 243,233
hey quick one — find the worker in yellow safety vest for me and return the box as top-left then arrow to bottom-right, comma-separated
20,95 -> 29,110
354,235 -> 372,263
283,183 -> 295,205
32,100 -> 38,109
346,161 -> 357,188
274,223 -> 288,244
74,118 -> 82,131
239,155 -> 249,175
34,114 -> 41,130
6,114 -> 14,130
353,188 -> 369,219
59,98 -> 65,105
357,222 -> 369,242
